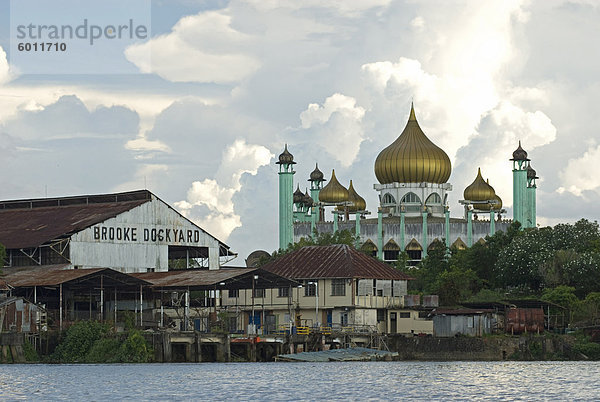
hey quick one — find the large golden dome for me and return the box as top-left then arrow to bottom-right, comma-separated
319,169 -> 349,203
374,104 -> 451,184
464,168 -> 495,201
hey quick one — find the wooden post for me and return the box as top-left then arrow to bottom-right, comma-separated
59,283 -> 63,331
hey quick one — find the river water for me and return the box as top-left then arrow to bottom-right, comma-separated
0,361 -> 598,400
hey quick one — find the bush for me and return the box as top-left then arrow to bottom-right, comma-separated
117,330 -> 153,363
52,321 -> 110,363
85,337 -> 121,363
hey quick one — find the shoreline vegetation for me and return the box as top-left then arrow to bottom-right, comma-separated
3,324 -> 599,364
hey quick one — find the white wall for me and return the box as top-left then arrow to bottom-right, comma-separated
70,196 -> 221,272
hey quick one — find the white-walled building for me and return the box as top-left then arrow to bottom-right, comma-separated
0,190 -> 234,273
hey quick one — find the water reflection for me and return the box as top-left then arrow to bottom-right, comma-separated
0,362 -> 598,400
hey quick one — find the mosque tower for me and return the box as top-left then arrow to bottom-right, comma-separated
276,145 -> 295,249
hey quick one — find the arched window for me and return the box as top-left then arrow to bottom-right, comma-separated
382,193 -> 396,204
401,192 -> 421,204
425,193 -> 441,206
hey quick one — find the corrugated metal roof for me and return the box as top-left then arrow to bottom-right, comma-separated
260,244 -> 413,280
0,196 -> 149,249
132,267 -> 298,290
2,265 -> 150,287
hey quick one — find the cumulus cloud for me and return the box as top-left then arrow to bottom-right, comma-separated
296,94 -> 366,167
1,95 -> 139,141
174,139 -> 273,241
557,145 -> 600,197
125,11 -> 260,83
0,47 -> 12,85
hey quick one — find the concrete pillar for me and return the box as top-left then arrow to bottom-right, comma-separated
400,209 -> 405,251
445,208 -> 450,249
355,212 -> 361,248
467,209 -> 473,247
490,210 -> 496,236
333,210 -> 339,233
377,208 -> 383,260
422,209 -> 428,258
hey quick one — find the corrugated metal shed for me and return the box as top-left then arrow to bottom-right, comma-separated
260,244 -> 413,280
2,265 -> 150,288
132,267 -> 298,290
0,191 -> 151,249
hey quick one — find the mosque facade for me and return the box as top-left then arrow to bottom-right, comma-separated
277,104 -> 538,264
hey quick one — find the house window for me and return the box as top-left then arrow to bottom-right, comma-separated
331,279 -> 345,296
384,250 -> 399,261
418,311 -> 429,319
228,289 -> 239,298
377,309 -> 385,322
278,287 -> 290,298
253,288 -> 265,298
399,312 -> 411,318
304,280 -> 316,297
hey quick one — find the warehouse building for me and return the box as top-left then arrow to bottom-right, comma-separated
0,189 -> 234,273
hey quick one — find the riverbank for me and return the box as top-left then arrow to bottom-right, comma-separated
3,328 -> 599,363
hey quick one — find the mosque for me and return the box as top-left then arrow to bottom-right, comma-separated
276,103 -> 539,265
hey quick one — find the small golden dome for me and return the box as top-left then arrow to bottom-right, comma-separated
276,144 -> 296,165
464,168 -> 495,202
309,163 -> 325,182
293,185 -> 304,204
527,164 -> 538,180
346,180 -> 367,212
303,189 -> 314,207
478,179 -> 502,211
319,169 -> 349,204
511,141 -> 529,161
374,104 -> 451,184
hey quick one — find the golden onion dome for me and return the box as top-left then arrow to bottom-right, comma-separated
527,164 -> 538,180
374,104 -> 451,184
308,163 -> 325,183
464,168 -> 495,202
492,193 -> 503,210
319,169 -> 349,204
277,144 -> 296,165
293,185 -> 304,204
303,189 -> 314,207
511,141 -> 529,161
344,180 -> 367,212
478,179 -> 502,211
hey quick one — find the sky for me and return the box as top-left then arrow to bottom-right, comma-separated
1,0 -> 600,263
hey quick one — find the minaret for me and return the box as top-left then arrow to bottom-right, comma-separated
526,164 -> 538,228
511,142 -> 530,228
277,145 -> 295,250
308,163 -> 326,223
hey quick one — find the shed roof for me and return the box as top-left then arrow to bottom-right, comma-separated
0,190 -> 151,249
260,244 -> 413,280
132,267 -> 298,290
2,265 -> 150,288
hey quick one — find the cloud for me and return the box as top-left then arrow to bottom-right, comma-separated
296,94 -> 366,167
174,139 -> 273,241
557,145 -> 600,197
1,95 -> 139,141
0,47 -> 12,85
125,11 -> 260,83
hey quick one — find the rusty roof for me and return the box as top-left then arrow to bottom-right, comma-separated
2,265 -> 150,288
132,267 -> 298,290
260,244 -> 413,280
431,308 -> 495,315
0,190 -> 151,249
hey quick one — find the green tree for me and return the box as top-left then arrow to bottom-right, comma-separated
542,285 -> 580,325
434,266 -> 481,306
52,321 -> 110,362
117,330 -> 153,363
